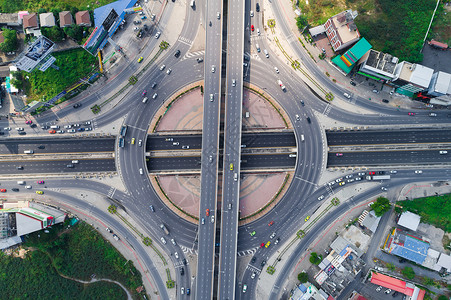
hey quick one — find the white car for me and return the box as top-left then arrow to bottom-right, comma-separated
152,93 -> 158,99
274,67 -> 279,73
257,28 -> 260,35
155,31 -> 161,39
318,195 -> 324,201
174,252 -> 179,259
67,129 -> 76,133
166,68 -> 172,75
211,65 -> 216,73
138,140 -> 142,147
4,127 -> 11,131
344,93 -> 351,99
160,64 -> 165,71
250,10 -> 254,17
269,232 -> 276,239
171,238 -> 176,245
64,125 -> 72,129
25,185 -> 32,189
439,150 -> 448,154
210,94 -> 214,102
160,237 -> 167,244
211,215 -> 215,223
251,272 -> 256,279
415,170 -> 423,174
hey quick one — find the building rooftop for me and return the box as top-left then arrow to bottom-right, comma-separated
364,49 -> 398,75
370,272 -> 425,299
39,12 -> 56,27
360,210 -> 381,233
397,211 -> 421,231
386,229 -> 429,264
59,11 -> 73,27
75,11 -> 91,26
410,64 -> 434,88
0,13 -> 19,25
332,37 -> 372,74
23,13 -> 38,29
309,24 -> 326,36
435,253 -> 451,273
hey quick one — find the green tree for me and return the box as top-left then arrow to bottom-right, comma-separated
63,25 -> 84,42
41,26 -> 64,42
387,263 -> 396,271
438,295 -> 448,300
0,28 -> 18,53
297,272 -> 308,283
296,15 -> 308,31
309,252 -> 322,265
402,266 -> 415,280
371,197 -> 392,216
37,8 -> 47,14
10,71 -> 23,90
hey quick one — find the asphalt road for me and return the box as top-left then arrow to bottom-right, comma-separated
327,129 -> 451,146
0,138 -> 115,154
0,158 -> 116,174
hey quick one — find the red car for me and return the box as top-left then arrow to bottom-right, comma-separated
25,120 -> 32,124
142,90 -> 147,96
369,171 -> 376,175
0,189 -> 6,192
408,112 -> 415,116
268,221 -> 274,226
251,25 -> 254,32
37,181 -> 45,184
260,242 -> 265,248
49,130 -> 56,134
336,153 -> 343,156
206,209 -> 210,216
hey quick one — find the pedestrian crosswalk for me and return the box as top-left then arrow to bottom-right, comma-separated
323,103 -> 332,116
178,36 -> 193,46
183,50 -> 205,60
237,247 -> 258,257
250,35 -> 265,41
107,187 -> 116,198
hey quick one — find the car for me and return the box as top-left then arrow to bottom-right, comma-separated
201,218 -> 205,225
439,150 -> 448,154
0,189 -> 6,192
385,289 -> 392,294
155,31 -> 161,39
369,171 -> 376,175
350,81 -> 356,86
36,191 -> 44,194
392,291 -> 399,297
344,93 -> 351,99
77,128 -> 84,132
339,181 -> 345,186
174,50 -> 181,58
64,125 -> 72,129
257,28 -> 260,35
408,112 -> 415,116
242,284 -> 247,293
251,25 -> 254,31
250,231 -> 256,236
381,187 -> 388,191
251,257 -> 256,263
336,178 -> 343,183
318,195 -> 324,201
37,181 -> 44,184
232,79 -> 236,86
150,14 -> 156,21
73,124 -> 80,127
25,186 -> 32,189
211,215 -> 214,223
274,67 -> 279,73
372,89 -> 379,93
17,166 -> 24,170
347,179 -> 354,183
197,57 -> 203,63
209,155 -> 213,162
174,252 -> 179,259
57,130 -> 65,134
159,64 -> 165,71
172,142 -> 179,146
295,114 -> 300,121
149,205 -> 155,212
137,57 -> 143,63
230,163 -> 233,170
151,82 -> 157,89
142,90 -> 147,96
264,49 -> 269,58
382,99 -> 389,103
160,237 -> 167,244
180,267 -> 184,275
73,103 -> 82,108
165,138 -> 173,141
182,145 -> 189,149
152,93 -> 158,99
67,164 -> 74,168
376,286 -> 382,292
250,10 -> 254,17
415,170 -> 422,174
11,188 -> 19,192
85,127 -> 92,131
30,124 -> 37,128
256,3 -> 260,11
268,221 -> 274,226
211,65 -> 216,73
251,272 -> 256,279
305,216 -> 310,222
336,153 -> 343,156
429,112 -> 437,117
390,170 -> 397,174
300,100 -> 305,106
345,174 -> 353,179
306,116 -> 311,123
206,208 -> 210,216
131,138 -> 135,145
210,94 -> 214,102
269,232 -> 276,239
133,20 -> 141,25
217,12 -> 220,19
166,68 -> 172,75
186,288 -> 190,295
355,177 -> 362,181
18,131 -> 26,135
4,127 -> 11,131
138,140 -> 142,147
274,238 -> 280,245
49,130 -> 56,134
106,227 -> 112,233
261,260 -> 266,267
67,129 -> 76,133
260,242 -> 265,248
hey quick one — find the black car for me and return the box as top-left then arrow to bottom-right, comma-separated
180,267 -> 184,275
174,50 -> 181,58
17,166 -> 24,170
41,125 -> 49,129
30,123 -> 37,128
183,258 -> 187,265
256,3 -> 260,12
350,81 -> 356,86
12,188 -> 19,192
251,257 -> 256,263
0,132 -> 4,135
38,145 -> 45,149
306,116 -> 311,123
197,57 -> 203,63
261,260 -> 266,267
382,99 -> 389,103
18,131 -> 26,135
300,100 -> 305,106
73,103 -> 82,108
392,291 -> 399,297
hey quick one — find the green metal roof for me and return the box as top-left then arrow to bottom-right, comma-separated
332,37 -> 372,74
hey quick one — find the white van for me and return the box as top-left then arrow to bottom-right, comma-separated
139,168 -> 144,175
142,97 -> 148,103
289,154 -> 297,158
256,44 -> 260,52
17,181 -> 25,185
190,0 -> 195,7
300,134 -> 305,141
71,160 -> 79,164
50,125 -> 60,129
24,150 -> 34,154
263,49 -> 269,58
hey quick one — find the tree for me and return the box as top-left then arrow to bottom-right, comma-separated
10,71 -> 23,90
309,252 -> 322,265
63,25 -> 84,42
296,15 -> 308,31
402,266 -> 415,280
0,28 -> 18,53
41,26 -> 64,42
387,263 -> 395,271
297,272 -> 308,283
438,295 -> 448,300
371,197 -> 392,216
37,8 -> 47,14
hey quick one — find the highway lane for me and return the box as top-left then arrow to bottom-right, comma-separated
0,158 -> 116,175
0,138 -> 115,154
328,150 -> 451,166
146,131 -> 296,151
327,129 -> 451,146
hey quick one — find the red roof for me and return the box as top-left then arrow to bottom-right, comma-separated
370,272 -> 414,296
429,39 -> 448,49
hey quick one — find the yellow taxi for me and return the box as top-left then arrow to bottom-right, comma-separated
304,216 -> 310,222
265,241 -> 271,248
229,163 -> 233,171
131,138 -> 135,145
36,191 -> 44,195
137,56 -> 143,63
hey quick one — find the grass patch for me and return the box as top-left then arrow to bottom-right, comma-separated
22,48 -> 97,103
430,3 -> 451,45
22,220 -> 144,298
397,194 -> 451,232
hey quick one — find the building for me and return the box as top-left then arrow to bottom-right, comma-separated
39,12 -> 56,27
0,13 -> 21,26
0,201 -> 66,250
309,25 -> 326,38
370,272 -> 425,300
83,0 -> 140,55
427,71 -> 451,106
324,10 -> 360,52
397,211 -> 421,231
357,49 -> 399,82
14,36 -> 56,73
290,282 -> 328,300
22,13 -> 39,31
358,210 -> 381,233
434,253 -> 451,273
391,62 -> 434,97
75,11 -> 92,27
331,37 -> 372,75
59,11 -> 74,28
384,228 -> 430,265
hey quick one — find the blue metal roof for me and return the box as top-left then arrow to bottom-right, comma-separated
391,235 -> 429,264
93,0 -> 137,27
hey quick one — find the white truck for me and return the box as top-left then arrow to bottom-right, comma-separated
366,175 -> 391,180
277,80 -> 286,91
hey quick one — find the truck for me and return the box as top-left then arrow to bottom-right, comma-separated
277,80 -> 286,91
120,125 -> 128,136
366,175 -> 391,180
160,224 -> 169,235
118,136 -> 125,148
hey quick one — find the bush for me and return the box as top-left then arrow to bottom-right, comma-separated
41,26 -> 64,42
0,28 -> 18,53
371,197 -> 392,217
298,272 -> 308,283
309,252 -> 322,265
402,266 -> 415,280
